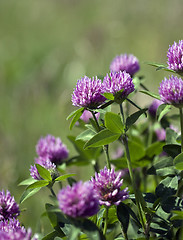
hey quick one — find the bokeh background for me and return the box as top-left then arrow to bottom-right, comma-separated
1,0 -> 183,234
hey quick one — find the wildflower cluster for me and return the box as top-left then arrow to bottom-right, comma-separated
4,44 -> 183,240
0,190 -> 36,240
158,40 -> 183,107
30,134 -> 68,180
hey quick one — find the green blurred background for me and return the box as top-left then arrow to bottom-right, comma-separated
0,0 -> 183,234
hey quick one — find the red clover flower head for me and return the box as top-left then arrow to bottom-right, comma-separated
57,181 -> 99,218
159,75 -> 183,107
91,166 -> 129,207
30,157 -> 56,180
103,71 -> 135,102
167,40 -> 183,72
0,218 -> 32,240
72,76 -> 106,109
110,54 -> 140,76
36,134 -> 69,165
0,190 -> 20,220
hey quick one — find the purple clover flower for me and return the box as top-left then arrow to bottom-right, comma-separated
159,75 -> 183,106
0,218 -> 32,240
30,157 -> 56,180
148,99 -> 163,118
80,110 -> 100,123
155,125 -> 179,142
57,181 -> 99,218
167,40 -> 183,72
72,76 -> 106,109
155,128 -> 166,141
36,135 -> 69,165
0,190 -> 20,220
110,54 -> 140,76
91,166 -> 129,207
103,71 -> 135,102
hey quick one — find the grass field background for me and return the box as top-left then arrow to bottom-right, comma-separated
0,0 -> 183,234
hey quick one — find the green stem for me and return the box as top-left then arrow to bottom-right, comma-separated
179,108 -> 183,152
93,159 -> 100,173
91,111 -> 111,170
103,145 -> 111,170
50,187 -> 56,197
140,83 -> 149,91
147,123 -> 153,147
77,233 -> 80,240
103,207 -> 109,236
121,228 -> 129,240
122,135 -> 146,229
99,100 -> 114,109
120,103 -> 125,124
91,111 -> 100,132
120,104 -> 147,235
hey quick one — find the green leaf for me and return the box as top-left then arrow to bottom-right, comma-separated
108,206 -> 118,224
84,129 -> 120,149
125,108 -> 148,131
27,180 -> 49,189
166,128 -> 178,144
113,89 -> 125,104
146,142 -> 165,158
174,152 -> 183,170
76,129 -> 96,141
18,178 -> 37,186
133,76 -> 141,90
19,188 -> 41,204
66,107 -> 84,120
146,62 -> 176,74
45,203 -> 68,237
140,90 -> 161,100
105,112 -> 124,134
42,231 -> 61,240
161,196 -> 183,214
85,124 -> 96,131
155,176 -> 178,200
128,140 -> 145,163
156,104 -> 171,122
35,164 -> 52,181
72,218 -> 106,240
55,173 -> 76,182
46,204 -> 58,228
68,226 -> 81,240
147,157 -> 177,176
171,210 -> 183,221
69,110 -> 84,130
117,203 -> 130,234
163,144 -> 181,158
146,62 -> 167,69
110,158 -> 128,169
102,92 -> 114,100
125,204 -> 141,228
68,136 -> 102,163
